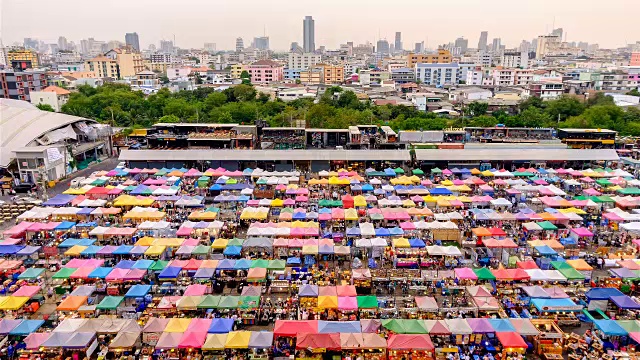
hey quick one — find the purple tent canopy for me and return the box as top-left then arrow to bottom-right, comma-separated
515,212 -> 530,220
156,195 -> 181,201
611,267 -> 639,279
466,318 -> 494,333
0,319 -> 23,334
97,245 -> 119,255
298,284 -> 319,297
610,295 -> 640,309
43,194 -> 76,206
77,208 -> 94,215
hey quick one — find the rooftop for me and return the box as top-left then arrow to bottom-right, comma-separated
42,85 -> 71,96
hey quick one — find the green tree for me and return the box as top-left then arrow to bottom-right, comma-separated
159,75 -> 170,84
519,107 -> 552,128
257,92 -> 270,104
158,114 -> 180,123
587,93 -> 615,107
233,84 -> 257,102
203,92 -> 228,110
36,103 -> 55,112
626,89 -> 640,97
337,91 -> 362,110
544,96 -> 586,122
240,70 -> 251,85
467,102 -> 489,117
519,96 -> 544,111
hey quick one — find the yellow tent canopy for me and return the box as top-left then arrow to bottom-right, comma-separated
344,208 -> 358,221
558,207 -> 587,215
481,170 -> 494,177
211,238 -> 229,249
65,245 -> 87,256
0,296 -> 29,310
353,195 -> 367,207
392,238 -> 411,248
203,333 -> 228,350
225,331 -> 251,349
152,238 -> 183,246
188,211 -> 218,220
144,245 -> 166,256
317,296 -> 339,309
165,318 -> 192,332
135,236 -> 155,246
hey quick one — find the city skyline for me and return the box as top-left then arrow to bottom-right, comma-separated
2,0 -> 638,51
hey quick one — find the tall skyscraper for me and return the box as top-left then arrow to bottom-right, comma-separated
551,28 -> 563,39
125,32 -> 140,51
204,43 -> 217,52
235,37 -> 244,52
23,38 -> 38,50
478,31 -> 488,51
253,36 -> 270,50
160,40 -> 174,54
454,37 -> 468,53
376,39 -> 390,54
414,42 -> 424,53
395,32 -> 402,52
491,38 -> 501,52
303,16 -> 315,53
57,36 -> 68,51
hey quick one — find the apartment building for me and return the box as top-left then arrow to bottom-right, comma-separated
299,64 -> 344,85
85,56 -> 120,79
415,63 -> 468,86
491,68 -> 533,86
246,60 -> 283,84
0,70 -> 47,101
391,68 -> 415,84
29,85 -> 70,111
105,48 -> 145,78
500,51 -> 528,68
632,52 -> 640,66
407,49 -> 452,68
288,52 -> 322,70
6,49 -> 39,70
230,64 -> 244,79
358,69 -> 391,86
525,81 -> 564,99
579,71 -> 638,91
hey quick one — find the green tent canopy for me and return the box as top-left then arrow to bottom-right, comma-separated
357,296 -> 379,309
239,296 -> 261,309
192,245 -> 211,255
52,267 -> 77,279
412,169 -> 425,175
431,168 -> 443,174
618,187 -> 640,195
217,296 -> 241,309
267,259 -> 286,270
473,267 -> 496,280
250,259 -> 269,268
197,295 -> 221,309
557,267 -> 586,280
394,167 -> 405,174
550,261 -> 573,270
537,221 -> 558,231
150,260 -> 169,271
18,268 -> 45,280
96,296 -> 124,310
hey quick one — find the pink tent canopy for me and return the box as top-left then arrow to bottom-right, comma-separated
3,222 -> 33,236
184,284 -> 208,296
70,267 -> 96,279
13,285 -> 41,297
400,222 -> 416,230
338,297 -> 358,310
583,188 -> 601,196
454,268 -> 478,280
65,259 -> 90,268
123,269 -> 147,281
318,286 -> 337,296
105,268 -> 129,281
187,319 -> 213,332
176,227 -> 193,236
571,227 -> 593,237
24,333 -> 51,350
336,285 -> 357,297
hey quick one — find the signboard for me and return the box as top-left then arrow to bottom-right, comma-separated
143,332 -> 160,346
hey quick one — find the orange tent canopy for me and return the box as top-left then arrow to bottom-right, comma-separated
56,295 -> 88,311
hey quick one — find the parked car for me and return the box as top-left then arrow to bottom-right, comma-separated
13,183 -> 36,194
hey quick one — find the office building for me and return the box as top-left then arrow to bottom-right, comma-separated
395,32 -> 403,52
105,48 -> 145,78
85,56 -> 120,79
246,60 -> 283,83
551,28 -> 564,39
478,31 -> 488,51
125,32 -> 140,51
6,49 -> 39,70
500,51 -> 528,68
253,36 -> 270,51
236,37 -> 244,52
415,63 -> 464,86
80,38 -> 106,57
160,40 -> 174,54
23,38 -> 39,50
0,69 -> 47,101
58,37 -> 68,51
290,42 -> 303,53
455,37 -> 468,53
491,38 -> 501,52
204,43 -> 217,53
414,42 -> 424,53
376,39 -> 390,54
303,16 -> 315,53
535,35 -> 560,59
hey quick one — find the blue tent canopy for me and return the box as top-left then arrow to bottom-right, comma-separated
375,228 -> 390,237
115,260 -> 135,269
216,259 -> 236,270
409,239 -> 426,248
346,227 -> 361,236
319,244 -> 334,254
130,185 -> 151,195
125,284 -> 152,298
384,168 -> 396,176
534,245 -> 557,256
610,295 -> 640,309
42,194 -> 75,206
75,221 -> 97,228
194,268 -> 215,279
530,298 -> 582,312
77,208 -> 94,215
158,266 -> 181,279
55,221 -> 77,230
388,227 -> 404,236
586,288 -> 624,301
292,212 -> 306,220
223,246 -> 242,256
208,318 -> 234,333
234,259 -> 252,270
113,245 -> 134,255
488,319 -> 516,332
130,246 -> 148,255
132,259 -> 154,269
17,246 -> 40,256
594,320 -> 628,336
88,267 -> 113,279
58,238 -> 95,248
318,208 -> 331,214
0,245 -> 25,255
81,245 -> 103,256
361,184 -> 374,192
9,320 -> 45,335
209,184 -> 223,191
430,187 -> 453,195
286,257 -> 301,265
318,320 -> 361,333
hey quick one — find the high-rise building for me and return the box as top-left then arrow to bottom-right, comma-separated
58,36 -> 68,51
414,42 -> 424,53
491,38 -> 501,52
253,36 -> 270,50
0,70 -> 47,101
236,37 -> 244,52
551,28 -> 563,39
376,39 -> 390,54
125,32 -> 140,51
395,32 -> 403,52
535,35 -> 560,59
160,40 -> 174,54
578,42 -> 589,51
7,49 -> 40,70
290,42 -> 303,52
23,38 -> 38,50
478,31 -> 488,51
204,43 -> 217,53
303,16 -> 315,53
454,37 -> 468,53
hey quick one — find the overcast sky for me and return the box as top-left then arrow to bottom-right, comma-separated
2,0 -> 638,51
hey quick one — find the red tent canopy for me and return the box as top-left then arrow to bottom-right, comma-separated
273,320 -> 318,336
496,332 -> 527,348
387,334 -> 434,350
482,238 -> 518,248
516,261 -> 539,270
488,227 -> 507,236
295,333 -> 341,350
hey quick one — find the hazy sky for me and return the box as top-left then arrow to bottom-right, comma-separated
2,0 -> 638,51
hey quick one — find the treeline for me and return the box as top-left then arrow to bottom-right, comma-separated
60,84 -> 640,135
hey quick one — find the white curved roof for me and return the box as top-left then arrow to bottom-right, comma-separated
0,101 -> 95,167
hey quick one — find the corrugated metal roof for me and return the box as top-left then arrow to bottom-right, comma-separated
119,149 -> 411,162
414,149 -> 619,161
0,102 -> 95,167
